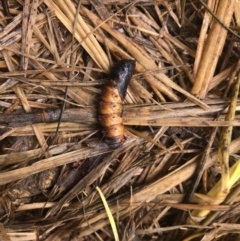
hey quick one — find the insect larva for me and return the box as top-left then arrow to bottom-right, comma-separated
98,59 -> 136,149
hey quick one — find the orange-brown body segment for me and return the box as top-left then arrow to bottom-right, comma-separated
98,84 -> 124,148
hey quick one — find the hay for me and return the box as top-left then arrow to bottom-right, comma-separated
0,0 -> 240,240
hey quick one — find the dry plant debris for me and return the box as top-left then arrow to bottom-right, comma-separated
0,0 -> 240,240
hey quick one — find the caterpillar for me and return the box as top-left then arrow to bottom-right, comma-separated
98,59 -> 136,149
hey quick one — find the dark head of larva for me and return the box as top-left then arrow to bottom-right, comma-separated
110,59 -> 136,100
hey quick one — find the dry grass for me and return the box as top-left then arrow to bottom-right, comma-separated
0,0 -> 240,240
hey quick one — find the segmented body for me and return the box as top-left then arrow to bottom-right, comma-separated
98,59 -> 136,149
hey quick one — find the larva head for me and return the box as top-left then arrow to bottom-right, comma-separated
110,59 -> 136,100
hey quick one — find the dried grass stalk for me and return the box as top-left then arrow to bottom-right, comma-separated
192,0 -> 235,98
218,72 -> 240,194
43,0 -> 109,70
